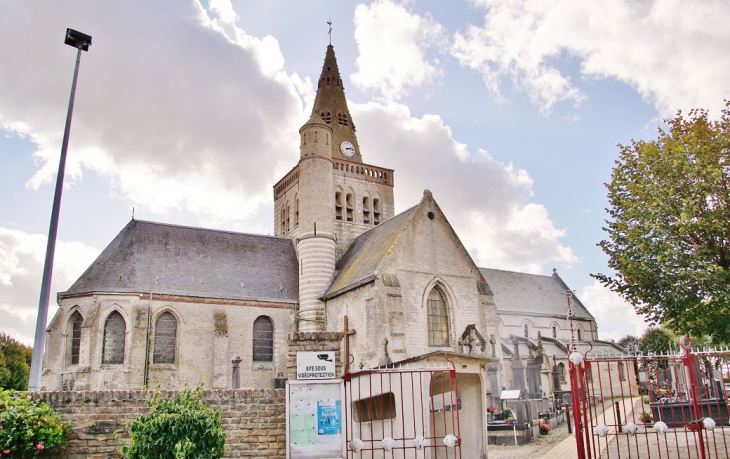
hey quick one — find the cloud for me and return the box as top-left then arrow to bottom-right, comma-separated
352,101 -> 578,273
453,0 -> 730,115
580,279 -> 649,342
0,228 -> 100,344
351,0 -> 444,102
0,0 -> 306,224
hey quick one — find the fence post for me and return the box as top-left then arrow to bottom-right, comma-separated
569,359 -> 586,459
615,401 -> 622,433
565,404 -> 572,434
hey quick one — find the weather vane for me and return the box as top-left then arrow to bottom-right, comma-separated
327,18 -> 332,45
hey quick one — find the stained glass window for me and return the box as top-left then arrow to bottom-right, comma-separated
253,316 -> 274,362
427,287 -> 450,346
153,312 -> 177,364
102,311 -> 125,365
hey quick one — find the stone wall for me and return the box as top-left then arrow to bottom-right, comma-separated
34,389 -> 286,458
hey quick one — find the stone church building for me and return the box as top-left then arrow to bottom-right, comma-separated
41,44 -> 625,438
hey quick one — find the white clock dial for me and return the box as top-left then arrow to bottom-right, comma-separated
340,141 -> 355,157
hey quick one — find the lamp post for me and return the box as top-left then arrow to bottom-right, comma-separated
28,28 -> 92,392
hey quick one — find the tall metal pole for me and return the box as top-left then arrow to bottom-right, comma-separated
28,45 -> 85,392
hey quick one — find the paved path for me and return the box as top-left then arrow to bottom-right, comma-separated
536,397 -> 640,459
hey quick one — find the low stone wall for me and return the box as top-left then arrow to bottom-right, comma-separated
34,389 -> 286,458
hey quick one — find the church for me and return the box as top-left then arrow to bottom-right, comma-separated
40,44 -> 625,435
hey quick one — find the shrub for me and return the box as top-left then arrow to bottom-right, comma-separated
539,422 -> 551,435
120,385 -> 226,459
0,390 -> 71,457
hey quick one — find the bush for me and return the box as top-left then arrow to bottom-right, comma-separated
0,390 -> 71,457
120,385 -> 226,459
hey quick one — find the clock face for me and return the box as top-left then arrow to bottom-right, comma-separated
340,141 -> 355,157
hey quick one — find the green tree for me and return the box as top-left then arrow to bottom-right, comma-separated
0,333 -> 32,391
617,335 -> 641,355
639,327 -> 676,355
595,102 -> 730,341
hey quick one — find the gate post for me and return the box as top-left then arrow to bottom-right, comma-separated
569,353 -> 586,459
680,337 -> 707,459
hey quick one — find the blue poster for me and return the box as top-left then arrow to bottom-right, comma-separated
317,400 -> 341,435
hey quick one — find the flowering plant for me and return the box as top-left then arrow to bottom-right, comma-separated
486,407 -> 498,414
539,423 -> 551,435
639,411 -> 653,424
0,390 -> 71,457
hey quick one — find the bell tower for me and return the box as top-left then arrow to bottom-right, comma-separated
272,44 -> 397,330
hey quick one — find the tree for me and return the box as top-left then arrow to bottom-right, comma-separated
617,335 -> 641,355
0,333 -> 33,391
639,327 -> 676,356
595,102 -> 730,342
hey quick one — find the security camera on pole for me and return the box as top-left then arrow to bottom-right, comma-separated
28,28 -> 92,392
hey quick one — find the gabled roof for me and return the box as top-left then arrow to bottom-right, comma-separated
61,220 -> 299,303
323,205 -> 419,298
479,268 -> 594,320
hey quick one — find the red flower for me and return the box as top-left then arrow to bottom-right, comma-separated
36,443 -> 45,450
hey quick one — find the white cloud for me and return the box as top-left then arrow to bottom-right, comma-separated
0,228 -> 100,344
0,1 -> 306,225
453,0 -> 730,115
351,0 -> 444,102
352,101 -> 578,272
580,279 -> 649,342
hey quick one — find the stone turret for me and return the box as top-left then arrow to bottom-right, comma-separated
295,94 -> 336,333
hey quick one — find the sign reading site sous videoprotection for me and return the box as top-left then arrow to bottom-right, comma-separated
296,351 -> 336,380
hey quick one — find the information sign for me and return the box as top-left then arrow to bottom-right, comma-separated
287,380 -> 344,459
296,351 -> 336,380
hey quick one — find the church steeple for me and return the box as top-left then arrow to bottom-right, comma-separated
305,45 -> 362,163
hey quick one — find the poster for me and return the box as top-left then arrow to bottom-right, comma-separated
287,381 -> 344,459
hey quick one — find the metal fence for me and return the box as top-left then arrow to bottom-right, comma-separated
570,340 -> 730,458
344,358 -> 462,459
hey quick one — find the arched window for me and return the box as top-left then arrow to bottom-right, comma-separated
558,362 -> 566,382
362,196 -> 371,224
335,191 -> 343,221
523,324 -> 529,338
552,326 -> 557,339
373,198 -> 381,225
253,316 -> 274,362
427,287 -> 450,346
68,311 -> 83,365
285,203 -> 290,232
577,329 -> 582,341
345,193 -> 354,222
153,312 -> 177,364
618,362 -> 626,381
280,207 -> 286,234
102,311 -> 126,365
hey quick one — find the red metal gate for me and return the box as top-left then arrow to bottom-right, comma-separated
343,357 -> 462,458
570,339 -> 730,458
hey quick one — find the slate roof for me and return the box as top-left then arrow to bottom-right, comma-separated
323,206 -> 419,298
479,268 -> 594,320
61,220 -> 299,303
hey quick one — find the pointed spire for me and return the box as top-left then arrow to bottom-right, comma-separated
304,45 -> 363,163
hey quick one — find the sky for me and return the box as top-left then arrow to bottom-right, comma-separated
1,0 -> 729,346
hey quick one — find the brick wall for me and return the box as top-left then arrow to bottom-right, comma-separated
34,389 -> 286,458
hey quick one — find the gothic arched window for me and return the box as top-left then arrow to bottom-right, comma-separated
552,326 -> 557,339
102,311 -> 126,365
253,316 -> 274,362
345,193 -> 354,222
523,324 -> 529,338
618,362 -> 626,381
362,196 -> 371,224
373,198 -> 381,225
558,362 -> 566,382
153,311 -> 177,364
68,311 -> 83,365
335,191 -> 343,221
427,287 -> 450,346
577,329 -> 583,341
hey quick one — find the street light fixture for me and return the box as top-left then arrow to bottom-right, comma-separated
28,28 -> 92,392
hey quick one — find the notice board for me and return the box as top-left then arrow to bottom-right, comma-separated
287,380 -> 344,459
